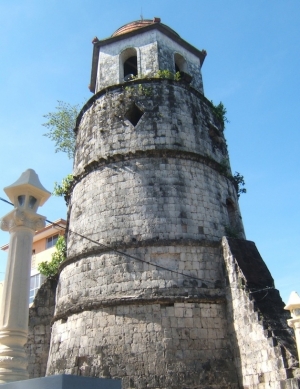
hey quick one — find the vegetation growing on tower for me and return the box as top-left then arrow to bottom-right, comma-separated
38,236 -> 66,279
43,100 -> 79,159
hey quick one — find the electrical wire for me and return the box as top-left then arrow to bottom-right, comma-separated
52,220 -> 216,284
0,197 -> 13,206
0,197 -> 276,292
0,200 -> 213,284
249,286 -> 274,294
39,218 -> 279,292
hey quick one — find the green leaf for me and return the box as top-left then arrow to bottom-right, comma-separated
53,174 -> 74,197
38,236 -> 66,278
233,172 -> 247,198
211,101 -> 229,127
43,101 -> 79,159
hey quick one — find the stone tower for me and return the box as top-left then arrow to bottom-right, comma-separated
46,19 -> 299,389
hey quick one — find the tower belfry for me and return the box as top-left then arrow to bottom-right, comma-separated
46,18 -> 299,389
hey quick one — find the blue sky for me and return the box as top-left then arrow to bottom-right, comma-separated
0,0 -> 299,303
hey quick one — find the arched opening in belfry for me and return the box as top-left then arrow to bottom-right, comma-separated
174,53 -> 187,73
124,56 -> 137,78
120,48 -> 138,82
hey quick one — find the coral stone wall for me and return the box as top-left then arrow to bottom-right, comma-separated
70,80 -> 244,253
74,81 -> 227,175
223,237 -> 299,389
47,80 -> 244,389
47,301 -> 238,388
25,279 -> 57,378
53,245 -> 225,319
68,159 -> 240,257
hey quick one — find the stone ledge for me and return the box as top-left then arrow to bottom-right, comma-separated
52,294 -> 226,324
60,238 -> 221,272
71,148 -> 235,188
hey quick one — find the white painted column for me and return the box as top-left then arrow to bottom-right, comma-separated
285,291 -> 300,362
0,209 -> 45,383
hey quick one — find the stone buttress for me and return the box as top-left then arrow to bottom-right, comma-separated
46,19 -> 299,389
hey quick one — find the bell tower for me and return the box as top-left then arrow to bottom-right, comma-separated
89,18 -> 205,94
46,18 -> 299,389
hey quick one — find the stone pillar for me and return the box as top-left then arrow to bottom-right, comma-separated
0,169 -> 50,383
285,291 -> 300,362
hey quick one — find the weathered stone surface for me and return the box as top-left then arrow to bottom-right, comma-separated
74,81 -> 228,176
43,21 -> 299,389
47,78 -> 244,388
47,302 -> 238,388
55,244 -> 224,319
223,237 -> 300,388
25,278 -> 57,378
68,81 -> 244,263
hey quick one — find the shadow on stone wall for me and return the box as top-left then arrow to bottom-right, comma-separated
25,278 -> 57,378
223,237 -> 300,388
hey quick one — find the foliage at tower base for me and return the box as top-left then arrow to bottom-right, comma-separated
38,236 -> 66,279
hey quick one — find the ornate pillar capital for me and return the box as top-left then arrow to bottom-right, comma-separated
0,209 -> 45,233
